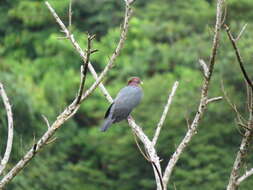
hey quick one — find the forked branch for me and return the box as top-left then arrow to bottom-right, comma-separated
224,24 -> 253,91
152,81 -> 179,146
162,0 -> 224,188
0,1 -> 133,188
225,24 -> 253,190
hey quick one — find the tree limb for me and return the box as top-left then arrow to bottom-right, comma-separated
128,117 -> 163,190
162,0 -> 224,188
224,24 -> 253,91
206,96 -> 223,104
75,34 -> 97,104
0,83 -> 14,176
152,81 -> 179,146
45,1 -> 132,104
236,168 -> 253,185
0,0 -> 133,187
45,1 -> 165,189
225,23 -> 253,190
235,24 -> 247,41
226,121 -> 253,190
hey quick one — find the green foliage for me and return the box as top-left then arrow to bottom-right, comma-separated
0,0 -> 253,190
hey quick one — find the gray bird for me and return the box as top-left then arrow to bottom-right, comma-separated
101,77 -> 143,132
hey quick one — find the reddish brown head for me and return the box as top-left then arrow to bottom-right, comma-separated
127,77 -> 142,86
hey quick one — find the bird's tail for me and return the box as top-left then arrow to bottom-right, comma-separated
100,118 -> 113,132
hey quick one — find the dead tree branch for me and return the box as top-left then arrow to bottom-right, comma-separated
75,34 -> 97,104
224,25 -> 253,91
45,1 -> 132,104
0,0 -> 133,188
152,81 -> 179,146
199,59 -> 209,78
225,24 -> 253,190
0,83 -> 14,176
162,0 -> 224,188
236,167 -> 253,185
235,24 -> 247,41
45,1 -> 166,189
206,96 -> 223,104
226,101 -> 253,190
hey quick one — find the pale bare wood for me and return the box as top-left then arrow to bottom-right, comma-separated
162,0 -> 224,188
236,168 -> 253,185
0,83 -> 14,175
0,1 -> 133,188
152,81 -> 179,146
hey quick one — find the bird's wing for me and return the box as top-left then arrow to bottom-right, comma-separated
111,86 -> 143,122
104,103 -> 114,119
115,86 -> 143,107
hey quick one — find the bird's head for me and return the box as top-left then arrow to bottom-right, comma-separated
127,77 -> 143,86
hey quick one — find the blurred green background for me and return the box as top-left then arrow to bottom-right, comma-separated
1,0 -> 253,189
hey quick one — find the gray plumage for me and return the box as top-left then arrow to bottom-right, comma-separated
101,85 -> 143,132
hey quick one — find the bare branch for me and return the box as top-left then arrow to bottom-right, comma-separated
152,81 -> 179,146
226,129 -> 253,190
42,115 -> 50,129
206,96 -> 223,104
221,79 -> 246,125
236,168 -> 253,185
163,0 -> 224,188
68,0 -> 72,29
221,0 -> 227,26
199,59 -> 209,78
246,81 -> 252,112
132,131 -> 150,161
125,0 -> 136,5
0,1 -> 134,188
75,34 -> 96,104
0,83 -> 14,175
235,24 -> 247,41
0,100 -> 80,188
226,87 -> 253,189
132,131 -> 164,190
224,24 -> 253,91
128,117 -> 163,190
45,1 -> 133,104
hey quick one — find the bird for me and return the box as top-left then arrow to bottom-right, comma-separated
101,77 -> 143,132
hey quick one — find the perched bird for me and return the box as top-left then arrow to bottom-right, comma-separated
101,77 -> 143,132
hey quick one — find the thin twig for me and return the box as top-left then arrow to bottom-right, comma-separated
221,0 -> 227,26
224,24 -> 253,91
68,0 -> 72,29
206,96 -> 223,104
0,83 -> 14,175
75,34 -> 97,104
128,117 -> 163,190
152,81 -> 179,146
236,168 -> 253,185
42,115 -> 50,129
221,79 -> 246,125
132,130 -> 150,161
246,81 -> 252,112
132,131 -> 164,190
235,24 -> 247,41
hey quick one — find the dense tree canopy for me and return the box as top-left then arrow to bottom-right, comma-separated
0,0 -> 253,189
